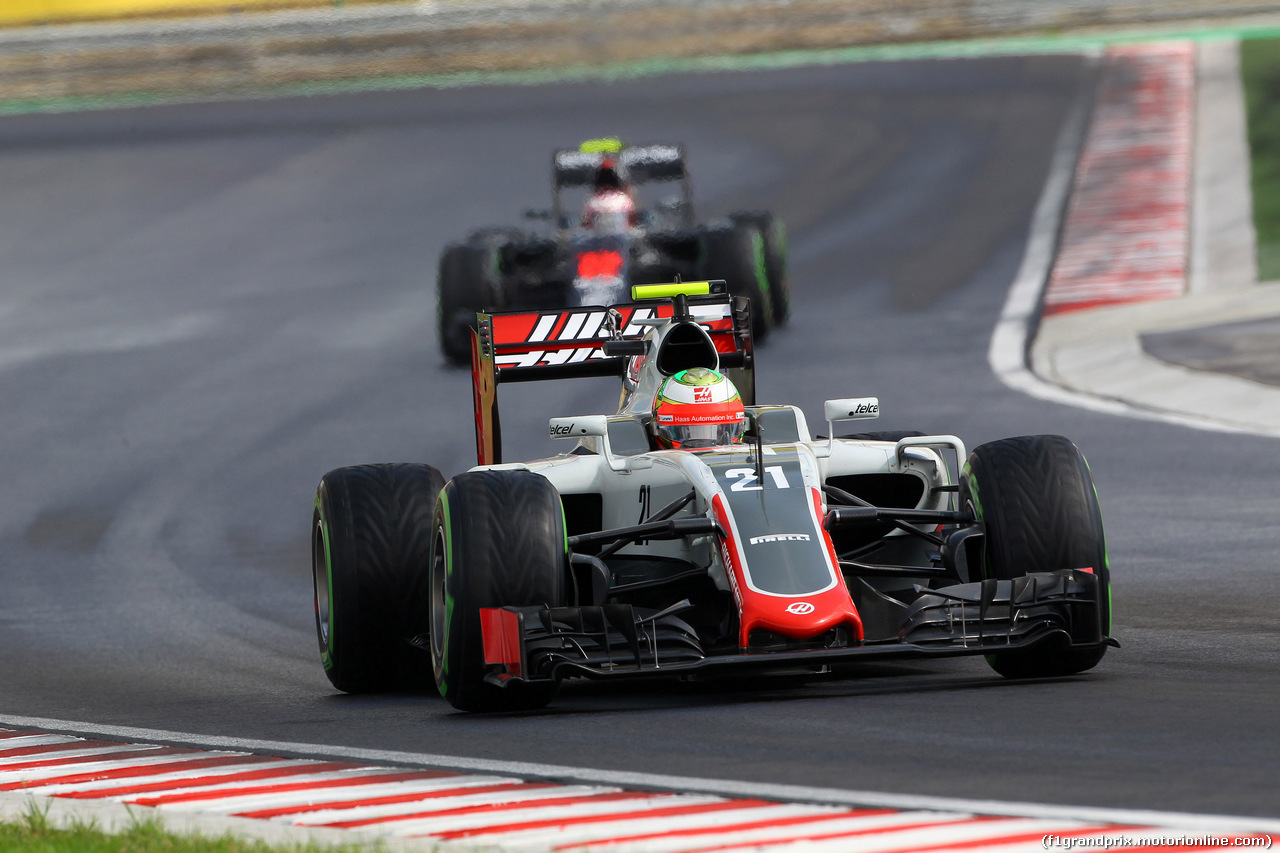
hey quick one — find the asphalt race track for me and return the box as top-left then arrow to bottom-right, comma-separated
1,54 -> 1277,822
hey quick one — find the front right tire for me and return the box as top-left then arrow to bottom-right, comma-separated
429,470 -> 567,712
959,435 -> 1111,679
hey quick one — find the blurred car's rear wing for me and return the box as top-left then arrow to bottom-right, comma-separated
471,289 -> 754,466
553,143 -> 686,187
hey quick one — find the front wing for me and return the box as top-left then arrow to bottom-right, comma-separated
479,569 -> 1114,686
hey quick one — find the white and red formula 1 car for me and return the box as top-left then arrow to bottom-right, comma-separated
312,282 -> 1115,711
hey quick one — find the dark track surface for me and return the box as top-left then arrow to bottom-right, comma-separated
1144,315 -> 1280,388
1,55 -> 1278,820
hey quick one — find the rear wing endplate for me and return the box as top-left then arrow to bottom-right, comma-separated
471,293 -> 753,466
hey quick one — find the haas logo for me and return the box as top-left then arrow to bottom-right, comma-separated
694,386 -> 712,403
785,602 -> 815,615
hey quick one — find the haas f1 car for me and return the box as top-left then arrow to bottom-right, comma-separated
314,283 -> 1115,711
435,139 -> 789,365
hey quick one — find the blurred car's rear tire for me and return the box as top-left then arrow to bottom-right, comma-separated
437,242 -> 499,367
959,435 -> 1110,679
430,470 -> 566,712
313,463 -> 445,693
730,211 -> 790,324
700,223 -> 772,341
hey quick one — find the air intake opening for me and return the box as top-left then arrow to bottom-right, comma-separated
656,322 -> 718,376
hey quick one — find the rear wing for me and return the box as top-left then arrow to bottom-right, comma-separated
471,289 -> 754,466
552,143 -> 686,188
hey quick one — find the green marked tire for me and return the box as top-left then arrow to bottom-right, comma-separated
700,223 -> 772,341
312,463 -> 445,693
959,435 -> 1111,679
730,211 -> 790,325
429,470 -> 566,712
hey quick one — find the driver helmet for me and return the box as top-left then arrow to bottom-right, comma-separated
583,157 -> 636,233
652,367 -> 746,449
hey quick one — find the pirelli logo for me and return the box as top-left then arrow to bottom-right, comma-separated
749,533 -> 811,545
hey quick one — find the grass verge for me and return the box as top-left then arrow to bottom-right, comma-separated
0,802 -> 369,853
1241,36 -> 1280,280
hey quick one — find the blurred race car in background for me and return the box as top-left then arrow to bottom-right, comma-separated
315,281 -> 1116,712
435,138 -> 790,365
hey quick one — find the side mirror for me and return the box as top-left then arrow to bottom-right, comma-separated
549,415 -> 607,439
823,397 -> 879,452
824,397 -> 879,422
549,415 -> 651,473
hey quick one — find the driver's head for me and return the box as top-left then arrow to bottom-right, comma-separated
652,367 -> 746,449
593,157 -> 623,192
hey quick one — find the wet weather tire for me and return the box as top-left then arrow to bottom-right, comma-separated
313,463 -> 445,693
959,435 -> 1110,679
430,470 -> 567,712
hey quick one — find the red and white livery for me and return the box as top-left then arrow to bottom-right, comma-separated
312,282 -> 1116,712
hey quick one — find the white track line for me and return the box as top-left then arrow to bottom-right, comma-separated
140,774 -> 493,813
30,759 -> 321,795
989,49 -> 1147,420
226,776 -> 530,819
0,750 -> 219,784
1,715 -> 1276,834
989,44 -> 1280,440
684,817 -> 1081,853
175,782 -> 618,818
0,744 -> 155,765
0,733 -> 82,748
495,808 -> 965,852
379,795 -> 731,838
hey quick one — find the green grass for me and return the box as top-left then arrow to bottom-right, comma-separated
1241,36 -> 1280,281
0,804 -> 373,853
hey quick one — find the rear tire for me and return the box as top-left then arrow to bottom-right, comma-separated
437,242 -> 500,367
429,471 -> 567,711
959,435 -> 1110,679
700,223 -> 772,340
313,463 -> 445,693
730,211 -> 790,324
